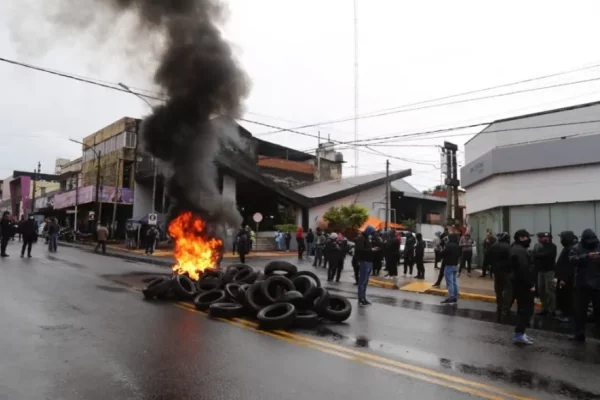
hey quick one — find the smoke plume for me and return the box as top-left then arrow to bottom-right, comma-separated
39,0 -> 250,237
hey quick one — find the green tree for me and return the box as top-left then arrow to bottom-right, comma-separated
323,204 -> 369,231
400,218 -> 416,232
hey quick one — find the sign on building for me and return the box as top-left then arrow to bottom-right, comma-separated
88,211 -> 96,221
148,213 -> 158,226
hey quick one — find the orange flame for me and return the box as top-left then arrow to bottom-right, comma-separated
168,211 -> 222,280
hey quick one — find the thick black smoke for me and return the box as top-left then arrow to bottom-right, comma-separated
44,0 -> 250,237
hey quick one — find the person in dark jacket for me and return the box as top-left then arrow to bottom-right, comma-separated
325,233 -> 343,282
568,228 -> 600,342
313,228 -> 326,267
19,214 -> 37,258
533,232 -> 558,317
384,229 -> 400,279
511,229 -> 536,345
306,228 -> 315,257
47,218 -> 59,253
0,211 -> 12,257
458,233 -> 474,277
296,227 -> 306,260
414,233 -> 425,279
355,225 -> 378,306
482,230 -> 497,278
555,231 -> 577,322
433,232 -> 449,287
371,231 -> 384,276
236,228 -> 249,264
440,233 -> 461,304
284,231 -> 292,252
489,232 -> 513,316
403,233 -> 416,276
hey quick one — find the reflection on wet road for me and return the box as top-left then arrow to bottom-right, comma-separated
0,243 -> 599,399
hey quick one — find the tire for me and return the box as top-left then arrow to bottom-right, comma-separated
197,271 -> 223,292
171,275 -> 197,300
234,267 -> 258,284
142,277 -> 172,300
208,302 -> 245,319
257,303 -> 296,330
320,294 -> 352,323
224,283 -> 242,303
237,284 -> 250,304
294,270 -> 321,287
293,310 -> 319,329
264,261 -> 298,278
275,290 -> 305,309
222,269 -> 239,285
261,275 -> 296,303
291,275 -> 319,308
245,282 -> 273,316
255,270 -> 266,283
194,289 -> 227,311
312,287 -> 330,314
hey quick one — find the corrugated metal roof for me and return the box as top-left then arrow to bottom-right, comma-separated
292,171 -> 419,198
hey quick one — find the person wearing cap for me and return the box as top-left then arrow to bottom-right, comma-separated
568,228 -> 600,342
325,233 -> 343,282
510,229 -> 536,345
555,231 -> 578,322
489,232 -> 513,317
533,232 -> 557,317
354,225 -> 379,306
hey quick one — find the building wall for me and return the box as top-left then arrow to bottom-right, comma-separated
1,176 -> 12,200
465,103 -> 600,163
297,184 -> 387,230
465,164 -> 600,214
133,182 -> 152,219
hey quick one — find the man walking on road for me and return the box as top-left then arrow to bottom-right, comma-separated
511,229 -> 536,345
489,232 -> 513,317
533,232 -> 557,317
47,218 -> 59,253
355,225 -> 378,306
95,222 -> 109,255
19,214 -> 37,258
568,228 -> 600,342
440,233 -> 460,305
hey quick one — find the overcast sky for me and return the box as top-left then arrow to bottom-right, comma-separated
2,0 -> 600,191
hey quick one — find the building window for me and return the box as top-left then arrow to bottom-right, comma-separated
125,131 -> 136,148
40,187 -> 46,196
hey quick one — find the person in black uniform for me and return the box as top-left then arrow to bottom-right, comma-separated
533,232 -> 557,317
371,231 -> 384,276
511,229 -> 536,345
384,230 -> 400,279
568,229 -> 600,342
489,232 -> 513,317
414,233 -> 426,279
555,231 -> 577,323
403,233 -> 416,276
0,211 -> 12,257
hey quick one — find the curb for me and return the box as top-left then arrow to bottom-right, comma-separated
368,279 -> 398,289
59,242 -> 173,268
424,287 -> 542,308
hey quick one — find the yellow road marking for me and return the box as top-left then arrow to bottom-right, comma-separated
400,281 -> 433,292
173,302 -> 532,400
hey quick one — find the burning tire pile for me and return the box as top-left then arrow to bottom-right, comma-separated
143,260 -> 352,330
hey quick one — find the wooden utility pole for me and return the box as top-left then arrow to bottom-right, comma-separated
384,159 -> 390,231
30,161 -> 40,214
443,141 -> 460,226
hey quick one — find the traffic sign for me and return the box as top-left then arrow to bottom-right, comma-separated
252,212 -> 263,223
148,213 -> 158,226
88,211 -> 95,221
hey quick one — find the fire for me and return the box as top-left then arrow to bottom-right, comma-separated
168,211 -> 222,280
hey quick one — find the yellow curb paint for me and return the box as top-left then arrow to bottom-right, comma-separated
173,303 -> 526,399
425,288 -> 542,309
399,281 -> 433,293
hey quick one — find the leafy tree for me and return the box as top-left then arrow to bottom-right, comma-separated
323,204 -> 369,231
422,184 -> 447,194
400,218 -> 417,232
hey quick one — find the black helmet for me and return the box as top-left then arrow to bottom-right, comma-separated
496,232 -> 510,243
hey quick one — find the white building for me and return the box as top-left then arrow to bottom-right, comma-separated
461,101 -> 600,258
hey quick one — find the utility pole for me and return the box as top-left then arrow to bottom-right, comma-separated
151,158 -> 157,213
316,131 -> 321,182
452,150 -> 460,225
384,159 -> 390,231
96,150 -> 102,226
353,0 -> 359,176
443,141 -> 459,226
74,171 -> 79,233
30,161 -> 40,214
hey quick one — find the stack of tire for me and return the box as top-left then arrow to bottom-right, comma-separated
142,260 -> 352,331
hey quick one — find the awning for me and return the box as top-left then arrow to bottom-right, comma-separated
360,216 -> 406,232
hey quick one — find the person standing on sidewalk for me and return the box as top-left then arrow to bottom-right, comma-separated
371,231 -> 384,276
306,228 -> 314,257
511,229 -> 536,345
489,232 -> 513,317
384,229 -> 400,280
355,225 -> 378,306
313,228 -> 326,267
555,231 -> 578,322
403,232 -> 416,276
414,233 -> 426,279
568,228 -> 600,342
284,231 -> 291,252
458,232 -> 474,277
440,233 -> 461,305
144,225 -> 158,255
296,227 -> 306,260
433,231 -> 442,269
95,222 -> 109,254
481,230 -> 497,278
533,232 -> 557,317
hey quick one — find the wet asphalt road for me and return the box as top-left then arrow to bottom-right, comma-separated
1,243 -> 599,400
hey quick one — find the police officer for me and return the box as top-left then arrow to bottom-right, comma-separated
511,229 -> 536,345
533,232 -> 557,317
555,231 -> 578,323
489,232 -> 512,316
568,228 -> 600,342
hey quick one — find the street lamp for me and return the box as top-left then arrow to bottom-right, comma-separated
69,138 -> 102,230
118,82 -> 157,215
